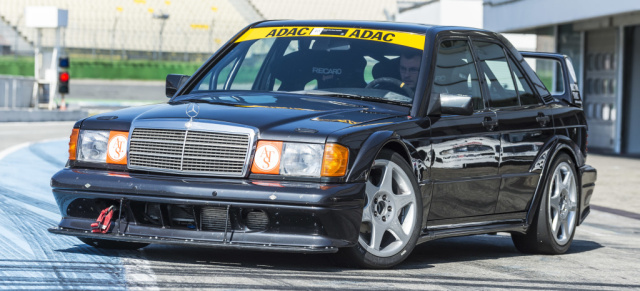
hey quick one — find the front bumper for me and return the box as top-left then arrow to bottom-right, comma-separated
50,168 -> 365,253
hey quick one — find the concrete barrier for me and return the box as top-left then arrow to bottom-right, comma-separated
0,108 -> 88,122
0,75 -> 35,108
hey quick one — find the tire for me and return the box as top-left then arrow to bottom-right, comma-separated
512,153 -> 578,254
78,237 -> 149,250
334,150 -> 423,268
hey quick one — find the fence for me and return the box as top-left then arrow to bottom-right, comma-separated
0,75 -> 36,108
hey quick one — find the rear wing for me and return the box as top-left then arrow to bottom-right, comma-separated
520,52 -> 582,107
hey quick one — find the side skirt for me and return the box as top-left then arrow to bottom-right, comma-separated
417,219 -> 528,244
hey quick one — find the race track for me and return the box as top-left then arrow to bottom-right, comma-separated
0,123 -> 639,290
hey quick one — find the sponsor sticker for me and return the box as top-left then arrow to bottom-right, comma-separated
235,26 -> 425,50
312,67 -> 342,75
251,141 -> 283,174
107,131 -> 129,164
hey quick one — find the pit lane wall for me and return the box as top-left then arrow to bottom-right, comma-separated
0,75 -> 87,122
0,75 -> 35,108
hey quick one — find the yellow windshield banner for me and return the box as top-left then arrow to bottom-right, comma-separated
235,26 -> 425,50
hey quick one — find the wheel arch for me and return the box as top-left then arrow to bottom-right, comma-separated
525,136 -> 584,227
346,131 -> 422,183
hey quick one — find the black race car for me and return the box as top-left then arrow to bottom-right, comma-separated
49,20 -> 597,268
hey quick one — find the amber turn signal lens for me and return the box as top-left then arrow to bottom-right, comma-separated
321,143 -> 349,177
68,128 -> 79,160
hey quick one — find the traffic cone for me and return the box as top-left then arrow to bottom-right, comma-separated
60,95 -> 66,111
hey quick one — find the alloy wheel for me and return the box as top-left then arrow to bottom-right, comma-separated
547,161 -> 577,245
359,159 -> 417,257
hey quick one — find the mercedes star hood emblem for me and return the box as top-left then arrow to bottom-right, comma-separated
186,103 -> 200,118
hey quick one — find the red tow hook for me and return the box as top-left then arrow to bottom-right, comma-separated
91,205 -> 116,233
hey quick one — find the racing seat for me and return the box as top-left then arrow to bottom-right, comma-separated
311,51 -> 367,89
371,57 -> 401,80
272,52 -> 315,91
370,57 -> 409,95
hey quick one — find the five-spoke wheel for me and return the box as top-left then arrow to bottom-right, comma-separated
360,158 -> 417,257
512,153 -> 578,254
547,161 -> 578,245
336,150 -> 422,268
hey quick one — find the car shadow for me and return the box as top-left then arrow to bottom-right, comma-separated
402,234 -> 602,268
50,235 -> 618,289
55,233 -> 602,272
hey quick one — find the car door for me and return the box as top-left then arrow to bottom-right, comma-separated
427,37 -> 502,222
470,39 -> 556,214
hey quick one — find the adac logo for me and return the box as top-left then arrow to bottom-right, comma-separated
186,103 -> 200,118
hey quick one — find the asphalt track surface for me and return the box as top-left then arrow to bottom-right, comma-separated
1,122 -> 639,290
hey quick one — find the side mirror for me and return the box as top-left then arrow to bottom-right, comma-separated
427,93 -> 473,116
166,74 -> 190,97
441,94 -> 473,115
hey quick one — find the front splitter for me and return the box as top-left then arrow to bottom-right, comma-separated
48,227 -> 339,254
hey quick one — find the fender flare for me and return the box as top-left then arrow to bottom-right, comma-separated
525,135 -> 585,226
345,131 -> 422,183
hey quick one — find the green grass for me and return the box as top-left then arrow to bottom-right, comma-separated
0,57 -> 34,76
0,57 -> 202,80
537,72 -> 553,92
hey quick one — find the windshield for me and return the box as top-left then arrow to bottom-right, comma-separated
183,26 -> 425,106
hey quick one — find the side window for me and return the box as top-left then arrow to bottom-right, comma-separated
432,39 -> 483,110
508,58 -> 539,105
524,57 -> 566,95
474,41 -> 518,108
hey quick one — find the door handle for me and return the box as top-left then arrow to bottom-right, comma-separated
536,113 -> 551,127
482,117 -> 498,131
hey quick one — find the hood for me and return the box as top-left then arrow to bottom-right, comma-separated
82,92 -> 409,142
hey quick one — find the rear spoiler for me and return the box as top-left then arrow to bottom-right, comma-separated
521,52 -> 582,107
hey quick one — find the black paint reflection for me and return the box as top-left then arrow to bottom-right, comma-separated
428,112 -> 501,220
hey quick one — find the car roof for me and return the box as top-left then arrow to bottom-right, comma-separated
252,20 -> 489,35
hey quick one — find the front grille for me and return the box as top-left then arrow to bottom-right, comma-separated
128,128 -> 251,176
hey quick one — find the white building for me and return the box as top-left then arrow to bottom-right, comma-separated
484,0 -> 640,155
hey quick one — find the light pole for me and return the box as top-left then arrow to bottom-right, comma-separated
111,15 -> 119,60
153,12 -> 169,60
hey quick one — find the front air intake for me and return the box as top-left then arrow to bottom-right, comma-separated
244,209 -> 269,231
201,206 -> 231,231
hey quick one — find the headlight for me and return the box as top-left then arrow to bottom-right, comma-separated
75,130 -> 129,164
251,141 -> 348,177
78,130 -> 110,162
281,143 -> 323,177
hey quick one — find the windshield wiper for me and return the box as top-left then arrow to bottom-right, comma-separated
296,91 -> 411,107
170,96 -> 239,106
171,98 -> 211,103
